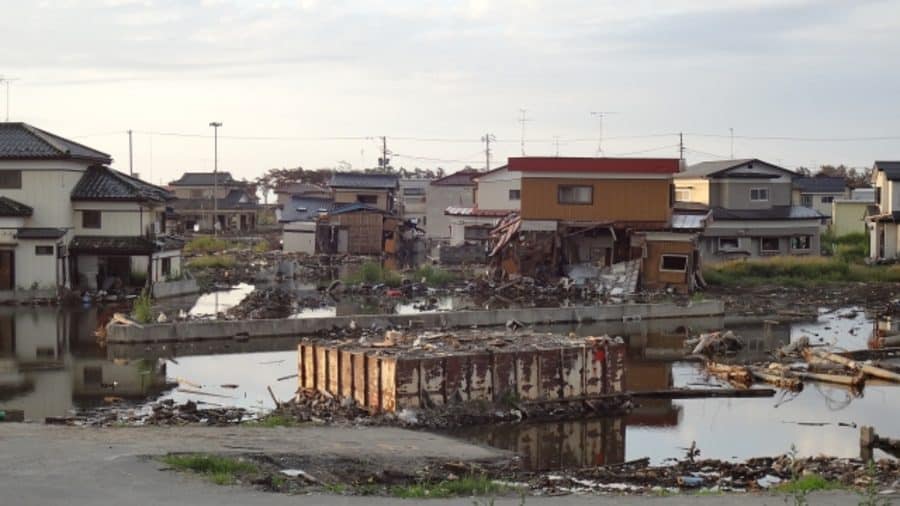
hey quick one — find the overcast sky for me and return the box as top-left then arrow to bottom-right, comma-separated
3,0 -> 899,184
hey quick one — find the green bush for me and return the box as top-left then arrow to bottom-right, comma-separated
187,255 -> 236,270
132,289 -> 153,324
343,261 -> 402,287
411,265 -> 457,286
184,236 -> 233,255
252,240 -> 270,253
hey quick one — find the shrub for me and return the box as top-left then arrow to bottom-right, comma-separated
132,289 -> 153,324
411,265 -> 457,286
252,240 -> 270,253
184,236 -> 232,255
186,255 -> 236,270
342,261 -> 402,286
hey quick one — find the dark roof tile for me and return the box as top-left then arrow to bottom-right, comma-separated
71,166 -> 173,202
16,228 -> 66,239
0,123 -> 111,163
329,172 -> 399,189
0,196 -> 33,217
793,176 -> 846,193
430,170 -> 480,186
280,196 -> 333,222
170,172 -> 237,186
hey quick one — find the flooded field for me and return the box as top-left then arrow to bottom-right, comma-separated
1,289 -> 897,465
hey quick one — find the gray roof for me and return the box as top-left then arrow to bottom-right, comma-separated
170,172 -> 237,186
679,158 -> 793,179
0,123 -> 112,163
329,172 -> 399,190
793,176 -> 846,194
71,166 -> 173,202
16,228 -> 66,239
330,202 -> 385,215
0,196 -> 33,217
274,182 -> 330,195
280,196 -> 333,222
711,205 -> 824,221
170,188 -> 258,211
874,161 -> 900,181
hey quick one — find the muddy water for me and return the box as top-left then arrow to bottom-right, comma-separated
2,297 -> 897,467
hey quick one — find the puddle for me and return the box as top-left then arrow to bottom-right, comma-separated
1,300 -> 897,466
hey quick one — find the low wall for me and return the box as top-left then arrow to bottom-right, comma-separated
0,288 -> 57,303
152,279 -> 201,299
106,300 -> 725,344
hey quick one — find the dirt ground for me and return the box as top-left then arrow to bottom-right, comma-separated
708,282 -> 900,318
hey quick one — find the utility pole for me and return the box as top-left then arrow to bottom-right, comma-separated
481,133 -> 496,171
128,130 -> 133,176
0,76 -> 20,122
379,136 -> 390,171
518,108 -> 530,156
209,122 -> 222,236
729,127 -> 734,159
590,111 -> 617,156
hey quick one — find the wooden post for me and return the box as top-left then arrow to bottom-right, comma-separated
861,425 -> 875,462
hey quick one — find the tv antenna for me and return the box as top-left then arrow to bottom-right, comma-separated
590,111 -> 618,156
0,76 -> 20,122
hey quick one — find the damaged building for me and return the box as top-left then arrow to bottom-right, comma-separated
489,157 -> 702,293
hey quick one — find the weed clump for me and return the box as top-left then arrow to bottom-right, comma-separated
184,236 -> 233,255
131,289 -> 153,324
186,255 -> 236,270
161,454 -> 258,486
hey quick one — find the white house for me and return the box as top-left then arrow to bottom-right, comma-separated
279,195 -> 333,255
868,161 -> 900,260
0,123 -> 182,297
446,165 -> 520,246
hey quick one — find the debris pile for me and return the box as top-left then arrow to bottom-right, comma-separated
227,287 -> 297,319
47,400 -> 251,427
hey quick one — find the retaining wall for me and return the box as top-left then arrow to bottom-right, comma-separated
105,300 -> 724,344
152,279 -> 201,299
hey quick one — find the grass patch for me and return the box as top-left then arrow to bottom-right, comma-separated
343,261 -> 402,287
703,256 -> 900,287
131,289 -> 153,324
390,475 -> 510,499
161,454 -> 258,486
775,473 -> 843,494
410,265 -> 457,286
244,414 -> 298,428
253,240 -> 271,253
186,254 -> 236,270
184,236 -> 233,255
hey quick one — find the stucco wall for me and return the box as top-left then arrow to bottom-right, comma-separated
283,221 -> 317,254
831,201 -> 869,237
14,240 -> 59,290
426,186 -> 474,239
0,160 -> 89,229
474,169 -> 521,211
72,202 -> 161,237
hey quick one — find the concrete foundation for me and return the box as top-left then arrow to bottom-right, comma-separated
106,300 -> 724,344
297,336 -> 626,413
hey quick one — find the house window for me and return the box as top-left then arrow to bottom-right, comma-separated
0,170 -> 22,189
718,237 -> 740,250
161,257 -> 172,277
357,195 -> 378,205
35,245 -> 54,256
800,195 -> 813,207
791,235 -> 812,251
558,185 -> 593,205
675,188 -> 692,202
750,188 -> 769,202
660,254 -> 688,272
821,196 -> 834,204
190,189 -> 204,198
760,237 -> 780,253
508,189 -> 521,201
82,210 -> 102,229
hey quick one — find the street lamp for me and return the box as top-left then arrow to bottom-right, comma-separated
209,122 -> 222,235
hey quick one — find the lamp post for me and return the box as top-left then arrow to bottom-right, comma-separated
209,122 -> 222,235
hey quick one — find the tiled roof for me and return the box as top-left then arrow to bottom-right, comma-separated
679,159 -> 793,178
0,196 -> 33,217
509,157 -> 680,174
170,172 -> 237,186
71,166 -> 173,202
280,196 -> 333,222
330,202 -> 385,215
711,205 -> 823,221
329,172 -> 399,189
430,170 -> 480,186
793,176 -> 846,193
274,182 -> 330,195
69,235 -> 157,254
0,123 -> 112,163
16,228 -> 66,239
444,206 -> 511,217
874,161 -> 900,181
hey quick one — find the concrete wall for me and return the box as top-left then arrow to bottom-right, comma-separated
152,278 -> 200,298
474,167 -> 521,210
14,239 -> 59,290
106,300 -> 725,343
425,185 -> 474,240
831,200 -> 870,237
283,221 -> 317,254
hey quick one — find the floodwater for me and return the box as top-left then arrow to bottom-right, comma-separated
1,291 -> 897,467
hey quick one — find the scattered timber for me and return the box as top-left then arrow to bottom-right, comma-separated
749,368 -> 803,391
805,348 -> 900,383
861,425 -> 900,461
631,388 -> 775,399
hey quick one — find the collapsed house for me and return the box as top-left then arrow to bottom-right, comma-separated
488,157 -> 702,293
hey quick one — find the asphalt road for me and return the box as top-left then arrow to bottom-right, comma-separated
0,423 -> 881,506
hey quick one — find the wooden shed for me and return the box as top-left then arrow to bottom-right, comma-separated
325,203 -> 387,255
631,231 -> 700,294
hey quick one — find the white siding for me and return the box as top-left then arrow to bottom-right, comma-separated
72,201 -> 160,237
0,160 -> 89,229
474,168 -> 521,211
425,186 -> 474,240
283,221 -> 317,254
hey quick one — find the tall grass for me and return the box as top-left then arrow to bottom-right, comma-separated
186,255 -> 236,270
704,256 -> 900,286
132,289 -> 153,324
184,236 -> 233,255
343,261 -> 402,287
411,265 -> 457,286
821,231 -> 869,263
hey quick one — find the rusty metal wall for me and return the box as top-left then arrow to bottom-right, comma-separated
297,340 -> 627,413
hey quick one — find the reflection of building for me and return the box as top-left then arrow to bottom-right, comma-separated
0,307 -> 168,420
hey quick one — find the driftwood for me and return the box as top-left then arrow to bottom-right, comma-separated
776,336 -> 810,358
749,368 -> 803,390
706,362 -> 752,386
805,348 -> 900,383
766,363 -> 864,387
631,388 -> 775,399
861,426 -> 900,461
689,331 -> 744,355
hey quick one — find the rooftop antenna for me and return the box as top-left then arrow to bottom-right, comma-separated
0,76 -> 21,122
590,111 -> 618,156
518,108 -> 530,156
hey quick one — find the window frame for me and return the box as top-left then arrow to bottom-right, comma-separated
760,236 -> 781,253
82,210 -> 102,229
557,185 -> 593,205
791,235 -> 812,251
508,189 -> 521,201
718,237 -> 740,250
0,170 -> 22,189
821,196 -> 834,204
34,245 -> 54,256
674,188 -> 692,202
659,254 -> 689,273
800,195 -> 813,207
750,187 -> 769,202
